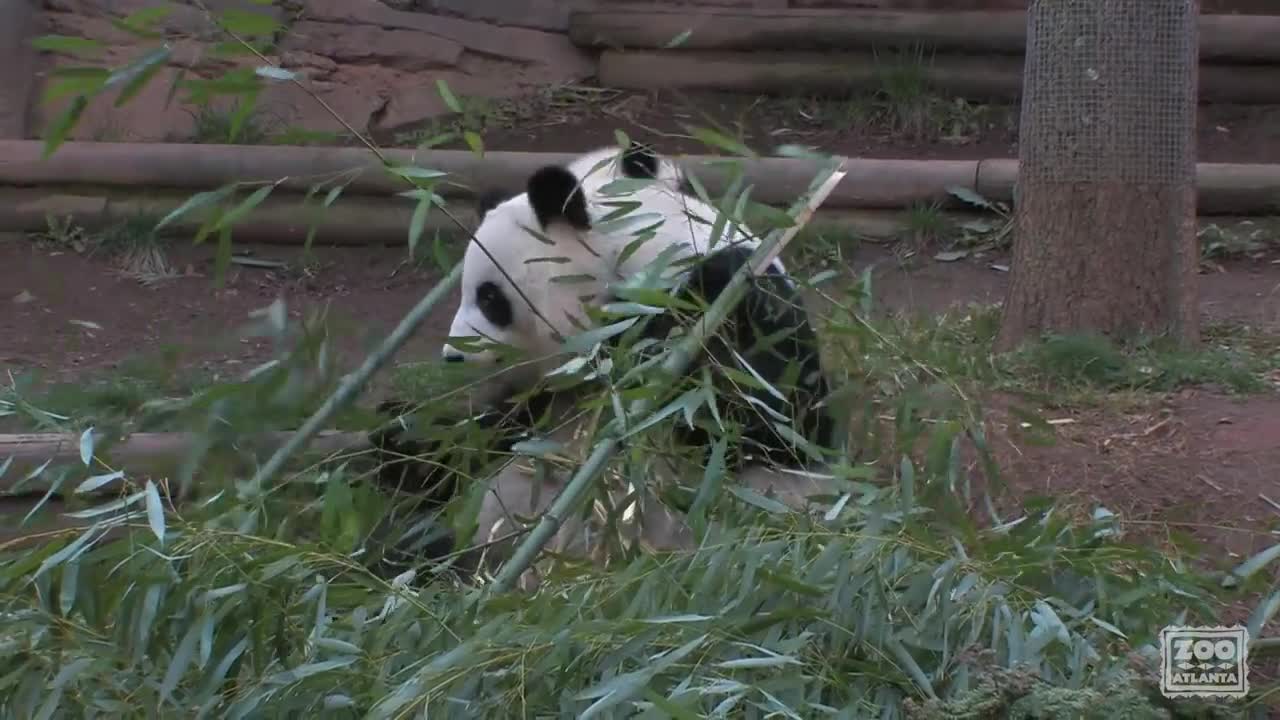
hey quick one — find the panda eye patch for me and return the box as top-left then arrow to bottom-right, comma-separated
475,281 -> 513,328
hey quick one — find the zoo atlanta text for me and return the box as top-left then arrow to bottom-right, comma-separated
1159,625 -> 1249,699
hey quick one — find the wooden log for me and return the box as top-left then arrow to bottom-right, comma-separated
599,49 -> 1024,101
976,159 -> 1280,216
597,49 -> 1280,105
4,142 -> 1280,217
0,186 -> 475,246
571,9 -> 1029,53
0,141 -> 981,210
571,8 -> 1280,63
0,141 -> 553,199
0,430 -> 370,492
0,186 -> 997,244
7,187 -> 1265,247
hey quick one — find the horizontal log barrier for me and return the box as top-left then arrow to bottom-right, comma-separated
0,186 -> 993,245
0,430 -> 370,493
569,9 -> 1280,63
5,142 -> 1280,217
0,186 -> 478,245
4,185 -> 1273,247
596,50 -> 1280,105
0,140 -> 983,210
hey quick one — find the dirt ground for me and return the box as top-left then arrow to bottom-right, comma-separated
4,231 -> 1278,566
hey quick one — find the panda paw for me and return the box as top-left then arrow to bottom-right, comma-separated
367,399 -> 458,504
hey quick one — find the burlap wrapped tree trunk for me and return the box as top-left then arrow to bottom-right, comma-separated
996,0 -> 1201,352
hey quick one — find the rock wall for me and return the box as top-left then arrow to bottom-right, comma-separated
30,0 -> 596,143
18,0 -> 1279,144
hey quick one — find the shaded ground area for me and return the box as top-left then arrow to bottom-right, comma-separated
4,232 -> 1279,576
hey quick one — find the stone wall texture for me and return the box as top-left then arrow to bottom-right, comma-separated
11,0 -> 1278,143
28,0 -> 596,142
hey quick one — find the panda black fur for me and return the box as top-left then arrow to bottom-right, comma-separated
368,142 -> 836,577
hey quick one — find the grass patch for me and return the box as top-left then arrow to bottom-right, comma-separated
821,302 -> 1276,408
188,101 -> 274,144
3,352 -> 206,432
391,85 -> 622,149
772,48 -> 1013,145
900,200 -> 954,249
185,102 -> 347,146
95,211 -> 180,284
29,211 -> 180,285
1199,218 -> 1280,262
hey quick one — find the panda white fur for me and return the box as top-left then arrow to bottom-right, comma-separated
371,142 -> 837,580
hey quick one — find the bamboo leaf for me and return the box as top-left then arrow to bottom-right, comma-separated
42,95 -> 89,159
34,657 -> 94,720
408,191 -> 432,255
144,480 -> 166,545
436,78 -> 462,113
255,65 -> 295,81
1231,543 -> 1280,582
663,29 -> 693,48
34,525 -> 102,578
218,9 -> 283,38
108,45 -> 172,107
160,619 -> 204,702
31,35 -> 105,56
156,185 -> 237,230
78,426 -> 95,466
214,225 -> 233,287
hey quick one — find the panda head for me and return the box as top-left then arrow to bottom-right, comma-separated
442,143 -> 686,403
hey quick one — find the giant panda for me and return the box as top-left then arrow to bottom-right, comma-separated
369,142 -> 838,581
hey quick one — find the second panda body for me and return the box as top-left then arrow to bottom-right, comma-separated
371,143 -> 837,578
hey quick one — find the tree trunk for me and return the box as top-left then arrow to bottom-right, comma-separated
995,0 -> 1200,352
995,181 -> 1199,350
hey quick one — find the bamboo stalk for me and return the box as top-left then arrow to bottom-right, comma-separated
486,158 -> 851,596
246,261 -> 463,490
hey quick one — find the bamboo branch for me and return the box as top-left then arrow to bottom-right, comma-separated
485,157 -> 851,596
246,262 -> 463,489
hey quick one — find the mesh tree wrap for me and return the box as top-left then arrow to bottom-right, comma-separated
1018,0 -> 1198,188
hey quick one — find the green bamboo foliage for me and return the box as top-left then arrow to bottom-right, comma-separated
5,3 -> 1277,718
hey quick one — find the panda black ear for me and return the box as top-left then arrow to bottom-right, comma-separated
527,165 -> 590,231
477,189 -> 513,221
621,142 -> 660,179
